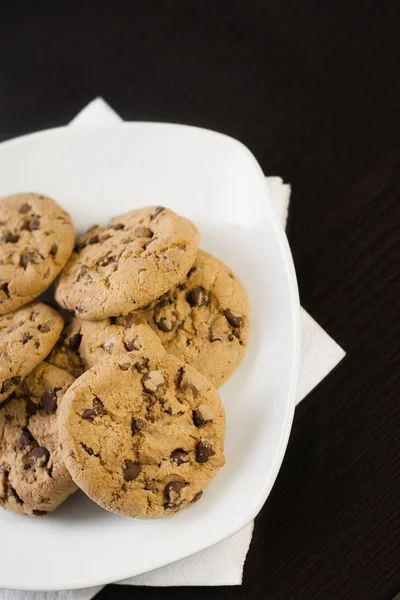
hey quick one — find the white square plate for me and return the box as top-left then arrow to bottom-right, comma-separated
0,123 -> 300,590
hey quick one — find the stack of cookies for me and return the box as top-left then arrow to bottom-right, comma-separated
0,193 -> 249,519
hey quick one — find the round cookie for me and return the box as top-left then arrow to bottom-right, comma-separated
0,302 -> 64,403
0,362 -> 77,516
55,206 -> 200,320
0,193 -> 75,315
59,352 -> 225,518
138,250 -> 249,387
47,313 -> 164,375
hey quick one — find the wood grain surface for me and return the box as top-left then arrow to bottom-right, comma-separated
0,1 -> 399,599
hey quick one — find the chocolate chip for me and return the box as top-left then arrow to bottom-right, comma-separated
192,404 -> 213,427
191,491 -> 203,503
1,377 -> 21,394
164,480 -> 187,508
124,339 -> 139,352
178,369 -> 204,397
142,370 -> 165,393
38,322 -> 51,333
5,414 -> 12,422
68,332 -> 82,351
19,428 -> 35,450
135,226 -> 153,238
186,287 -> 209,307
41,390 -> 57,413
32,510 -> 47,516
76,264 -> 88,282
96,252 -> 115,267
75,305 -> 85,314
88,234 -> 99,245
224,309 -> 243,328
26,399 -> 38,417
123,460 -> 141,481
20,332 -> 33,344
4,231 -> 20,243
49,243 -> 58,256
34,340 -> 40,349
82,397 -> 105,420
0,281 -> 10,297
109,222 -> 124,230
20,252 -> 41,269
195,441 -> 216,463
151,206 -> 165,220
187,266 -> 197,278
27,218 -> 41,231
8,486 -> 23,504
80,443 -> 94,456
116,313 -> 134,327
170,449 -> 189,466
155,308 -> 178,332
132,418 -> 147,434
133,358 -> 149,373
29,446 -> 50,466
19,203 -> 31,213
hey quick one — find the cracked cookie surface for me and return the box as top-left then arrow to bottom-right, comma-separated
58,352 -> 225,518
0,302 -> 64,402
55,206 -> 200,320
48,313 -> 164,375
138,250 -> 249,387
0,193 -> 75,315
0,362 -> 77,516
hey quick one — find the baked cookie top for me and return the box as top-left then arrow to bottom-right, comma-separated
0,362 -> 77,516
55,206 -> 200,320
59,352 -> 225,518
138,250 -> 249,387
47,313 -> 164,374
78,312 -> 165,369
0,302 -> 63,403
0,193 -> 75,315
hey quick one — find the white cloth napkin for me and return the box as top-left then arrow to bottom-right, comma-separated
0,98 -> 345,599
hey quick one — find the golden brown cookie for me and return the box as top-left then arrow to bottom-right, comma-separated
138,250 -> 249,387
0,362 -> 77,516
0,302 -> 64,403
0,193 -> 75,315
59,352 -> 225,518
55,206 -> 200,320
47,313 -> 164,375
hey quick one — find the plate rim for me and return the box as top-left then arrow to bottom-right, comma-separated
0,122 -> 300,590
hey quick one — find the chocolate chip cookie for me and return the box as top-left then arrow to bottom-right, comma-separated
77,312 -> 165,368
55,206 -> 200,320
0,193 -> 75,315
47,313 -> 164,375
59,352 -> 225,518
0,362 -> 77,516
138,250 -> 249,387
0,302 -> 64,403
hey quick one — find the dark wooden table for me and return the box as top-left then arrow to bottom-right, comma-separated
1,2 -> 399,599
